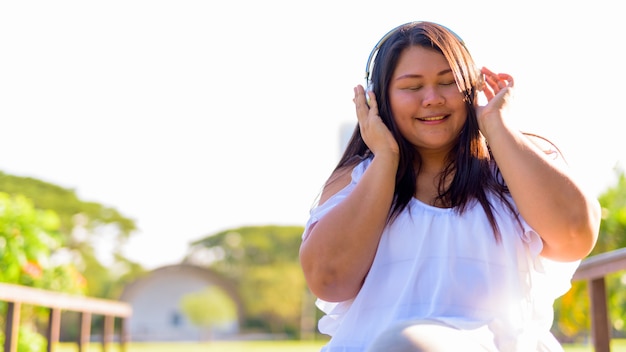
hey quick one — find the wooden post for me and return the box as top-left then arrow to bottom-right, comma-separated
46,308 -> 61,352
102,315 -> 114,352
120,317 -> 129,352
589,277 -> 611,352
78,312 -> 92,352
300,288 -> 316,340
4,301 -> 21,352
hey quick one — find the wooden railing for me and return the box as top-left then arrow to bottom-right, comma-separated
572,247 -> 626,352
3,249 -> 624,352
0,282 -> 132,352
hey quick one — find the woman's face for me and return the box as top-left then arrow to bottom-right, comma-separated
389,45 -> 468,156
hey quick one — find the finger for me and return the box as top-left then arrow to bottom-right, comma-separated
366,89 -> 380,116
482,67 -> 514,88
479,70 -> 498,101
481,67 -> 497,77
353,85 -> 370,123
483,74 -> 501,94
497,73 -> 514,87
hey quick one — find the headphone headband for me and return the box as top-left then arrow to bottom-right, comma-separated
364,21 -> 465,86
364,23 -> 407,85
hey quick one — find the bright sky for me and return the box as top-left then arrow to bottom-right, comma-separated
1,1 -> 624,269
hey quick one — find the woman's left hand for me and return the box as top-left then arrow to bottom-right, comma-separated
476,67 -> 514,138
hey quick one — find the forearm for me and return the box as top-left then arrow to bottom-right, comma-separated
485,120 -> 600,261
300,154 -> 398,301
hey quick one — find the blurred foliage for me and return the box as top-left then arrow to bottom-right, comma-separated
553,169 -> 626,342
186,225 -> 307,337
0,171 -> 135,238
0,171 -> 144,298
0,192 -> 85,293
0,192 -> 86,351
0,171 -> 146,348
0,324 -> 48,352
595,170 -> 626,252
180,286 -> 237,329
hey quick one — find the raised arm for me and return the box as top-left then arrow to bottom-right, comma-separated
299,85 -> 399,302
478,67 -> 600,262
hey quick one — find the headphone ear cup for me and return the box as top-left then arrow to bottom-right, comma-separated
365,83 -> 374,106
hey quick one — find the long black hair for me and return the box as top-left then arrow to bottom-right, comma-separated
335,21 -> 515,240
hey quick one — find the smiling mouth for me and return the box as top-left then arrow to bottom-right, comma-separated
417,115 -> 447,121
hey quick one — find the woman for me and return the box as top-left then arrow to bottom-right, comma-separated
299,21 -> 600,351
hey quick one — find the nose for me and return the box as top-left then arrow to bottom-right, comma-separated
421,86 -> 445,107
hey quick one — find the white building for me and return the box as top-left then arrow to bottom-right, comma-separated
119,264 -> 243,341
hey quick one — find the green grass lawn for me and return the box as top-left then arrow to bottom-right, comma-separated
562,339 -> 626,352
56,340 -> 327,352
55,339 -> 626,352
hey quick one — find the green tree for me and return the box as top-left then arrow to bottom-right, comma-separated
0,171 -> 146,344
0,192 -> 87,351
0,172 -> 135,239
0,192 -> 85,293
594,170 -> 626,252
0,325 -> 48,352
179,286 -> 237,338
553,169 -> 626,341
0,171 -> 143,298
186,225 -> 306,337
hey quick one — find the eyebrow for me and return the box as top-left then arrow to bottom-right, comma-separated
395,69 -> 453,80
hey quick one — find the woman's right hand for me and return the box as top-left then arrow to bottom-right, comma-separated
353,85 -> 399,158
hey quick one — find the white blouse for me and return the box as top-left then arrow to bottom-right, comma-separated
302,157 -> 580,352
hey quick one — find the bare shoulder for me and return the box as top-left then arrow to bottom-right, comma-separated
318,165 -> 355,206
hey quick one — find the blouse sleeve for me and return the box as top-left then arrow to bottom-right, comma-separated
301,157 -> 371,242
519,218 -> 581,301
